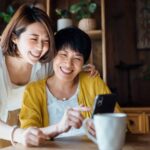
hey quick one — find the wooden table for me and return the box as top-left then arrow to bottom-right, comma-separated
1,134 -> 150,150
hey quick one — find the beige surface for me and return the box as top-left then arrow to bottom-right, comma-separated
1,134 -> 150,150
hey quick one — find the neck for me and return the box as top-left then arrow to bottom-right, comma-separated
47,75 -> 79,100
5,55 -> 33,85
5,55 -> 32,68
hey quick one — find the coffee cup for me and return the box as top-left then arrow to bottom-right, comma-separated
83,113 -> 127,150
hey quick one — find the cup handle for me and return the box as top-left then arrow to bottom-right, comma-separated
83,118 -> 97,144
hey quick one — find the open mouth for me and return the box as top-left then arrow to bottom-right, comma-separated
29,51 -> 41,58
60,66 -> 73,74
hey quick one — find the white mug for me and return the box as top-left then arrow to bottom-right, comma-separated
83,113 -> 127,150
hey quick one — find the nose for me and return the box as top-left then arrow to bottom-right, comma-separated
36,41 -> 43,51
65,58 -> 73,67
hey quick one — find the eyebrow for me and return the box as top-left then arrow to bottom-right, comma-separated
28,33 -> 49,38
28,33 -> 38,36
75,53 -> 83,57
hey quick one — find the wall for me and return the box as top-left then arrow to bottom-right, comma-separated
105,0 -> 150,106
1,0 -> 149,107
0,0 -> 46,34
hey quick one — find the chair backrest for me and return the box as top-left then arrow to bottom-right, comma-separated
7,109 -> 21,126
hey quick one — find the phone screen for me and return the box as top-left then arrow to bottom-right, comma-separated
92,94 -> 117,118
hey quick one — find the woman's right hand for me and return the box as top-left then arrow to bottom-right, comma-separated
39,106 -> 91,139
57,106 -> 91,134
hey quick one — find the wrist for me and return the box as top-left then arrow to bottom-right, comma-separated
56,122 -> 70,134
13,127 -> 24,144
55,123 -> 64,134
40,124 -> 62,138
10,125 -> 19,145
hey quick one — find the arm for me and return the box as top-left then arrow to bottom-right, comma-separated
0,120 -> 14,141
79,74 -> 123,136
19,81 -> 47,128
41,106 -> 91,138
13,127 -> 49,147
19,82 -> 66,137
0,120 -> 49,147
20,82 -> 91,138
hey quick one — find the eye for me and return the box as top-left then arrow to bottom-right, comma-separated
30,38 -> 37,41
61,53 -> 67,57
75,57 -> 81,60
58,51 -> 67,56
43,40 -> 49,43
74,57 -> 82,61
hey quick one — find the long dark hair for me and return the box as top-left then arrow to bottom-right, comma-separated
0,3 -> 55,63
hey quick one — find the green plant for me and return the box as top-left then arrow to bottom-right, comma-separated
69,0 -> 97,20
55,8 -> 71,18
0,5 -> 15,23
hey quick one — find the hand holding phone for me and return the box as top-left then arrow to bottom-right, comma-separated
92,93 -> 117,118
83,94 -> 117,142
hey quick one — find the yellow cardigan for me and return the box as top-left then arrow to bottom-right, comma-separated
20,72 -> 121,128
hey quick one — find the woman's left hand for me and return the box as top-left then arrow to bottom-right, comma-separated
85,118 -> 96,137
82,64 -> 100,77
14,127 -> 49,147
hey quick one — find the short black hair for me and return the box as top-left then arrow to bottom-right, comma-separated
54,27 -> 91,64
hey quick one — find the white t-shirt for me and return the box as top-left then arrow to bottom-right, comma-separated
0,49 -> 53,121
46,86 -> 85,138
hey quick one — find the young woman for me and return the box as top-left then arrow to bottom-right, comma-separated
19,27 -> 121,139
0,3 -> 98,147
0,3 -> 55,147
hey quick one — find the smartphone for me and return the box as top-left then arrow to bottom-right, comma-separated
92,93 -> 117,118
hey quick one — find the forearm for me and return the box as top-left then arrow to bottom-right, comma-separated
40,123 -> 64,138
41,106 -> 91,138
0,120 -> 13,140
0,120 -> 23,144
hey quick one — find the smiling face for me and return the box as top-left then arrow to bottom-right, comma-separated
53,48 -> 84,82
12,22 -> 49,64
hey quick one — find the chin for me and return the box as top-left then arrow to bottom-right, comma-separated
60,75 -> 76,82
28,59 -> 38,65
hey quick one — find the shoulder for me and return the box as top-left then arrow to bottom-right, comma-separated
25,79 -> 47,91
79,71 -> 111,93
79,72 -> 104,84
23,79 -> 47,104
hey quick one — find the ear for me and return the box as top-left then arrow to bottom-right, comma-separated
11,33 -> 18,44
